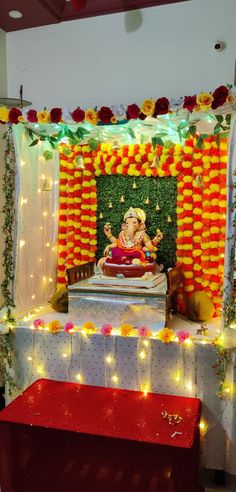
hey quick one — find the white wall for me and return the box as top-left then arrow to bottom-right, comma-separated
6,0 -> 236,109
0,28 -> 7,97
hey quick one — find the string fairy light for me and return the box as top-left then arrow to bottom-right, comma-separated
111,374 -> 119,384
139,350 -> 146,360
76,373 -> 83,382
105,355 -> 113,364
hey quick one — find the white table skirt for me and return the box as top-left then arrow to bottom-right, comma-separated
7,319 -> 236,475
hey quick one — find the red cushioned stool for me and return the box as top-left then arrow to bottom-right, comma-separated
0,379 -> 204,492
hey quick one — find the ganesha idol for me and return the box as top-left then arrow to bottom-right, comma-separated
98,207 -> 163,278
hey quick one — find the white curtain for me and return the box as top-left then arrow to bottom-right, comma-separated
13,124 -> 59,314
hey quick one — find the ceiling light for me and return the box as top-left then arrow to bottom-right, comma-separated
8,10 -> 23,19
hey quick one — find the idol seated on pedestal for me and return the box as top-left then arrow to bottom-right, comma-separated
98,207 -> 163,278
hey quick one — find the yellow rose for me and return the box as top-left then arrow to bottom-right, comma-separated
156,327 -> 176,343
0,106 -> 9,122
196,92 -> 214,111
85,108 -> 99,125
37,110 -> 50,124
140,98 -> 155,116
48,320 -> 61,333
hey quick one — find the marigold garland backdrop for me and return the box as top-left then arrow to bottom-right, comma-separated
57,137 -> 227,315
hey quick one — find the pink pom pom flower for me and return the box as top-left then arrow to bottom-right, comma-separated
33,319 -> 45,329
137,326 -> 152,338
176,330 -> 190,343
101,323 -> 112,336
64,322 -> 75,333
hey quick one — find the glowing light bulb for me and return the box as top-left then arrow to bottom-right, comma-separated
38,188 -> 41,193
27,356 -> 32,361
20,240 -> 26,248
186,381 -> 193,392
31,294 -> 35,300
139,351 -> 146,360
30,274 -> 34,278
174,371 -> 181,383
39,259 -> 42,263
76,373 -> 83,382
199,420 -> 207,432
112,374 -> 119,383
62,353 -> 68,358
105,355 -> 113,364
49,278 -> 53,283
41,174 -> 46,180
42,211 -> 48,217
46,243 -> 50,247
20,159 -> 26,167
141,383 -> 150,395
143,340 -> 149,347
42,277 -> 46,281
20,198 -> 28,206
37,365 -> 44,375
184,338 -> 193,347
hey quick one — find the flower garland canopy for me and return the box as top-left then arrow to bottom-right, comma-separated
0,85 -> 234,126
57,136 -> 227,317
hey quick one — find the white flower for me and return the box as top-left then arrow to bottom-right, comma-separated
169,97 -> 183,111
110,104 -> 126,121
62,108 -> 73,122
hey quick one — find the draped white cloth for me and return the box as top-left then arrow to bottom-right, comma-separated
13,124 -> 59,314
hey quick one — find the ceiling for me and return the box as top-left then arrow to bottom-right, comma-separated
0,0 -> 188,32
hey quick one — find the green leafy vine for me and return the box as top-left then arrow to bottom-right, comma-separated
1,125 -> 17,395
212,336 -> 232,399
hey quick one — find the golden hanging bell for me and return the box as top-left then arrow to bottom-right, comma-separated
167,215 -> 172,223
151,155 -> 160,168
41,178 -> 52,192
156,203 -> 160,211
132,180 -> 137,189
145,197 -> 150,205
99,212 -> 103,219
108,201 -> 113,209
112,139 -> 120,150
120,195 -> 125,203
193,173 -> 204,188
75,155 -> 85,170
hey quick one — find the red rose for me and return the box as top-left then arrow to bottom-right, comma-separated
154,97 -> 169,116
71,107 -> 85,123
183,95 -> 197,112
50,107 -> 62,123
126,103 -> 140,119
139,112 -> 146,120
9,107 -> 22,124
27,109 -> 38,123
211,85 -> 228,109
98,106 -> 113,124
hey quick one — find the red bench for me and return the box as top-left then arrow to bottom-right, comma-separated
0,379 -> 204,492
